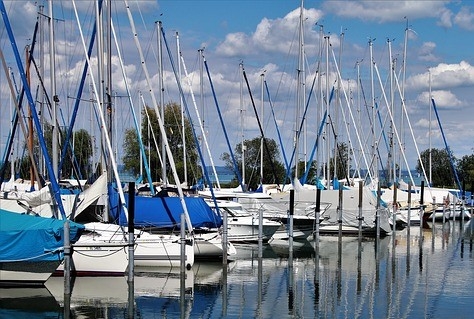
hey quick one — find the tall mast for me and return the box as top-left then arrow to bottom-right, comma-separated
295,0 -> 305,180
240,62 -> 246,188
325,35 -> 330,187
106,0 -> 113,184
388,38 -> 394,185
38,4 -> 45,175
48,0 -> 58,178
176,31 -> 187,187
260,71 -> 264,186
26,46 -> 35,190
369,38 -> 377,181
429,70 -> 432,186
157,21 -> 167,186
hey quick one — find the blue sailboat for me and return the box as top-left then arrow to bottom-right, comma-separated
0,210 -> 84,286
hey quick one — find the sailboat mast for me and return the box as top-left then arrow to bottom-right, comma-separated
325,35 -> 330,187
38,5 -> 45,176
295,0 -> 304,180
176,31 -> 187,187
388,39 -> 394,185
240,62 -> 246,188
369,38 -> 377,182
157,21 -> 167,186
429,70 -> 432,186
26,46 -> 35,190
48,0 -> 58,178
106,0 -> 113,178
260,72 -> 264,186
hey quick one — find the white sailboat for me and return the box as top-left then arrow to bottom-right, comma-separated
205,198 -> 282,243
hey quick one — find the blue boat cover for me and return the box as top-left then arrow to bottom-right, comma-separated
0,210 -> 84,262
109,187 -> 222,229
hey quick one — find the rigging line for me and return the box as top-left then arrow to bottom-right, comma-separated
0,20 -> 41,188
0,1 -> 67,218
265,80 -> 289,177
180,51 -> 221,189
283,73 -> 324,186
111,16 -> 155,194
431,98 -> 462,192
300,84 -> 334,186
160,25 -> 220,202
202,55 -> 244,191
392,70 -> 420,190
72,0 -> 129,222
326,113 -> 350,185
141,101 -> 164,170
331,47 -> 373,184
29,53 -> 84,183
374,61 -> 409,186
242,67 -> 280,187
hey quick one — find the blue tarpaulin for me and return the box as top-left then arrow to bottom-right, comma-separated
0,210 -> 84,262
109,187 -> 222,229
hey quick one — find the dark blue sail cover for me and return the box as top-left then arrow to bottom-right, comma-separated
109,186 -> 222,229
0,210 -> 84,262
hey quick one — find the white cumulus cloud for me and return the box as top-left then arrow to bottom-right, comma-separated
454,6 -> 474,30
322,1 -> 450,23
406,61 -> 474,90
216,7 -> 324,57
416,90 -> 465,109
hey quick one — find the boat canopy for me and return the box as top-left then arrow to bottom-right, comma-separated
0,210 -> 84,262
109,187 -> 222,229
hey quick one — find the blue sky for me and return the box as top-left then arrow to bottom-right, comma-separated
1,0 -> 474,182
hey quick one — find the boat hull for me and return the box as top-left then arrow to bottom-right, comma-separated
0,260 -> 61,287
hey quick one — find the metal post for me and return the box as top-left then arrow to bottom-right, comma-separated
376,182 -> 381,239
338,183 -> 343,237
392,183 -> 398,232
128,182 -> 135,284
432,196 -> 436,224
222,208 -> 228,265
315,188 -> 321,244
358,181 -> 363,237
289,189 -> 294,254
64,219 -> 71,296
258,206 -> 263,258
407,184 -> 412,227
180,213 -> 186,271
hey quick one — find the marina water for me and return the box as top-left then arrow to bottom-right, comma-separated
1,220 -> 473,318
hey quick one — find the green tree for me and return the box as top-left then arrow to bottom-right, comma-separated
220,137 -> 285,191
14,125 -> 93,181
288,160 -> 319,185
457,153 -> 474,186
122,129 -> 141,175
122,103 -> 201,185
328,142 -> 350,182
416,148 -> 456,188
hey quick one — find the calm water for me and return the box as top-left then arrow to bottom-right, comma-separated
1,220 -> 473,319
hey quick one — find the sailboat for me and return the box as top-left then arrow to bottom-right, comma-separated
205,198 -> 282,243
0,210 -> 84,286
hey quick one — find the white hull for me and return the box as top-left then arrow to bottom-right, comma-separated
194,231 -> 237,259
264,213 -> 316,240
429,207 -> 471,221
56,235 -> 128,276
134,232 -> 194,269
315,223 -> 388,236
0,260 -> 60,287
204,198 -> 281,243
227,216 -> 281,242
57,222 -> 195,275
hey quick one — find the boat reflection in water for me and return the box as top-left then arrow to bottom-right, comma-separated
1,220 -> 474,318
